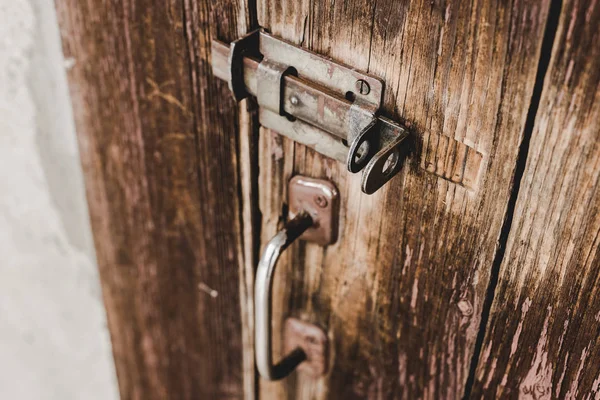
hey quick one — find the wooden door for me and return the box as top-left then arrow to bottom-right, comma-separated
57,0 -> 600,398
56,1 -> 254,398
256,0 -> 548,398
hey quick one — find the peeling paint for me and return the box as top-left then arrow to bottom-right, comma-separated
511,297 -> 532,359
565,346 -> 589,399
403,245 -> 412,275
457,298 -> 474,317
556,357 -> 569,398
591,374 -> 600,399
410,277 -> 419,310
519,307 -> 553,399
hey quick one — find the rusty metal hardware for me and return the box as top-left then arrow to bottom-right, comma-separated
283,318 -> 328,377
255,176 -> 336,380
288,176 -> 339,245
211,30 -> 410,194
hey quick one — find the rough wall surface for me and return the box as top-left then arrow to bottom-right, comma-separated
0,1 -> 119,398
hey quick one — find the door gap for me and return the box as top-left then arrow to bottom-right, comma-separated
243,4 -> 261,399
462,0 -> 563,397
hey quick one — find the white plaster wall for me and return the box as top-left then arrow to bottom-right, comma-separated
0,1 -> 119,398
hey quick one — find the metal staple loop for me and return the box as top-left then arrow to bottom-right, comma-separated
346,100 -> 379,173
256,59 -> 294,116
227,29 -> 260,101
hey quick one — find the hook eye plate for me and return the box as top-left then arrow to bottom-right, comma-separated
288,176 -> 339,246
283,318 -> 328,378
361,118 -> 410,194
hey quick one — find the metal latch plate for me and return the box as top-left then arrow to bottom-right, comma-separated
283,318 -> 328,378
288,176 -> 339,246
257,31 -> 385,169
259,33 -> 383,107
260,108 -> 349,162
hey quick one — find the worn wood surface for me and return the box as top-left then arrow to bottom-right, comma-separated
256,0 -> 551,398
58,0 -> 600,398
473,0 -> 600,398
56,0 -> 254,398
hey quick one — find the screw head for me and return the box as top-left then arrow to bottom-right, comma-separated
290,95 -> 300,106
355,79 -> 370,95
314,194 -> 328,208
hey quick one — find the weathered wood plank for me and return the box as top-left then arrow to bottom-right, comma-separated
56,0 -> 253,398
256,0 -> 550,398
472,0 -> 600,398
182,1 -> 258,398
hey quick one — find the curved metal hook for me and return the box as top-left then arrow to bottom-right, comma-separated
255,213 -> 313,380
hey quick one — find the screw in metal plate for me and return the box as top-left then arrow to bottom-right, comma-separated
355,79 -> 370,95
314,194 -> 328,208
290,95 -> 300,106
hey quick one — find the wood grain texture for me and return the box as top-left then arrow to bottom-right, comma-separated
256,0 -> 551,398
56,0 -> 253,398
181,1 -> 258,398
473,0 -> 600,398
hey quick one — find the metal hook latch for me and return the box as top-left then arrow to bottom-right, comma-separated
255,176 -> 337,380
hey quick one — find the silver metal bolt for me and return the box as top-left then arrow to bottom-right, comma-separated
355,79 -> 370,95
314,194 -> 328,208
290,95 -> 299,106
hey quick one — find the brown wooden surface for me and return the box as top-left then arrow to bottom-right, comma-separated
56,0 -> 254,398
473,0 -> 600,398
57,0 -> 600,398
256,0 -> 551,399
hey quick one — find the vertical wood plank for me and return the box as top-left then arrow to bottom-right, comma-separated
473,0 -> 600,397
181,1 -> 258,398
56,0 -> 254,398
256,0 -> 551,398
